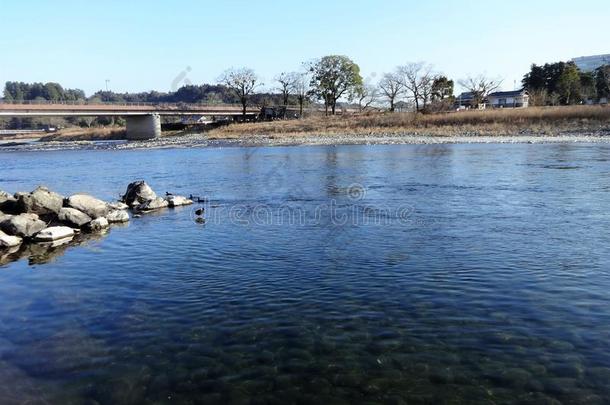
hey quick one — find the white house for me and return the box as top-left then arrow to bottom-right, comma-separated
487,90 -> 529,108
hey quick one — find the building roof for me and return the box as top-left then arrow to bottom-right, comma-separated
488,90 -> 528,98
456,92 -> 475,100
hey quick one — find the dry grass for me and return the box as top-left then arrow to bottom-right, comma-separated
208,105 -> 610,139
39,126 -> 126,141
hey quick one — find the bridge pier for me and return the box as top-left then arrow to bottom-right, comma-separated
126,114 -> 161,140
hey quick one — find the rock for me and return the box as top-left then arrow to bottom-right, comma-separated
0,230 -> 22,248
85,217 -> 109,232
0,190 -> 18,214
107,210 -> 129,223
66,194 -> 109,219
17,186 -> 64,217
166,195 -> 193,207
58,207 -> 92,228
122,181 -> 157,207
33,226 -> 75,242
137,197 -> 168,211
107,201 -> 129,211
0,213 -> 47,238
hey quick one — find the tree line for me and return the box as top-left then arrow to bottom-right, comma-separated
4,55 -> 610,125
522,61 -> 610,106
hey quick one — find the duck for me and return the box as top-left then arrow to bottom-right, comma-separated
195,208 -> 205,216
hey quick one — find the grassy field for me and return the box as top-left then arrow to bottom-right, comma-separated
207,105 -> 610,139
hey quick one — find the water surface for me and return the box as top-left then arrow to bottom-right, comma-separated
1,143 -> 610,404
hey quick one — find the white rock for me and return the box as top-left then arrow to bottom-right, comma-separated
0,230 -> 22,248
33,226 -> 75,242
138,197 -> 169,211
85,217 -> 109,232
166,195 -> 194,207
107,202 -> 129,211
107,210 -> 129,223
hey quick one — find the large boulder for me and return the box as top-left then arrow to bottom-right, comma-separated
122,181 -> 157,207
33,226 -> 74,242
0,213 -> 47,238
17,186 -> 64,217
107,210 -> 129,223
85,217 -> 109,232
0,230 -> 22,248
137,197 -> 169,211
108,201 -> 129,211
167,195 -> 194,207
66,194 -> 109,219
0,190 -> 18,214
58,207 -> 92,228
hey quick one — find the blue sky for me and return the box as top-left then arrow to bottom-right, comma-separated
1,0 -> 608,96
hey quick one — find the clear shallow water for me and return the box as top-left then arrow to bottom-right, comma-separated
1,143 -> 610,404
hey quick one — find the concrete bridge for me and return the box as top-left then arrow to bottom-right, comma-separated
0,102 -> 262,140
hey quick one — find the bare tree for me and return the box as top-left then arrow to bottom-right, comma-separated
294,72 -> 310,117
458,74 -> 502,108
275,72 -> 299,107
218,67 -> 261,117
379,72 -> 404,112
397,62 -> 434,111
275,72 -> 300,118
353,82 -> 379,112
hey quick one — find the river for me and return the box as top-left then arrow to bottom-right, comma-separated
1,143 -> 610,404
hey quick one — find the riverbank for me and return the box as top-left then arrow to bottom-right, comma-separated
1,106 -> 609,152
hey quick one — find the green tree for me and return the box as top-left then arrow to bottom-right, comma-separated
596,65 -> 610,100
431,76 -> 454,101
308,55 -> 363,115
557,63 -> 581,104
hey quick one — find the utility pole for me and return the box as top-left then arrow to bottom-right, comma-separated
105,79 -> 110,92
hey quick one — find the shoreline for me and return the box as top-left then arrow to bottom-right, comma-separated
1,130 -> 610,152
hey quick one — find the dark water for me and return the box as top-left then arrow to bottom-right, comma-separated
1,143 -> 610,404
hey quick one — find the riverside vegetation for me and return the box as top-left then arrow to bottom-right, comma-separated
0,181 -> 193,265
19,105 -> 610,150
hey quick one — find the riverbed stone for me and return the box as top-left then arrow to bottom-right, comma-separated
33,226 -> 75,242
138,197 -> 169,211
85,217 -> 109,232
17,186 -> 64,217
122,181 -> 157,207
107,210 -> 129,223
0,213 -> 47,238
58,207 -> 92,228
0,230 -> 22,248
66,194 -> 109,219
166,195 -> 194,207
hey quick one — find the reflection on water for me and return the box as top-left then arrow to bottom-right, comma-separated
1,143 -> 610,404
